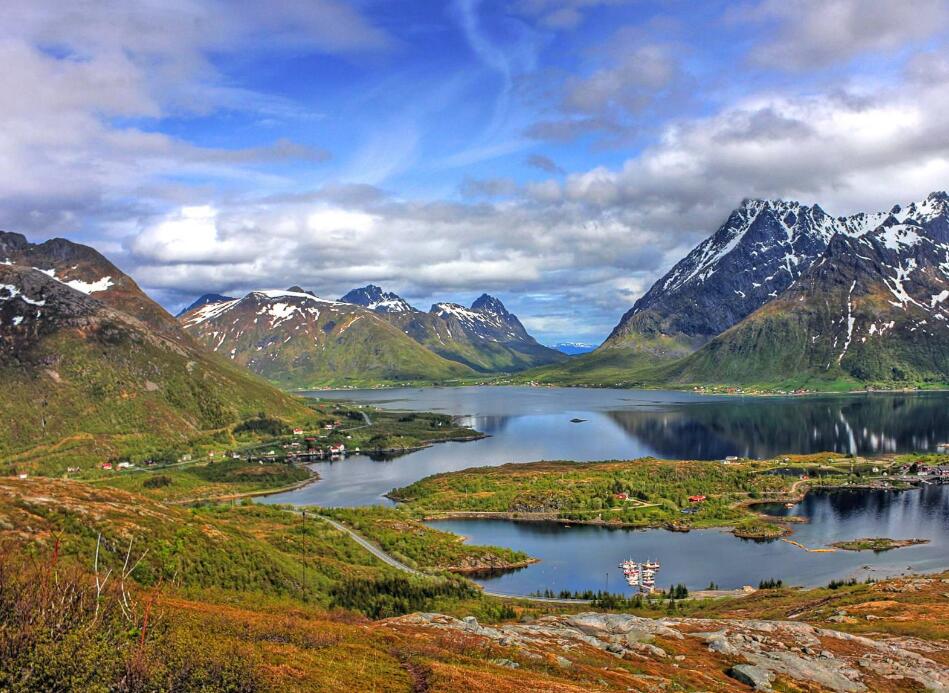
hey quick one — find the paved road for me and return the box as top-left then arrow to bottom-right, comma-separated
316,514 -> 592,605
318,515 -> 423,576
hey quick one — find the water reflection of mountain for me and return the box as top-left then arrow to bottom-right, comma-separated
458,415 -> 513,436
604,394 -> 949,460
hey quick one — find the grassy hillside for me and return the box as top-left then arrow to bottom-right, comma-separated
322,506 -> 534,572
255,313 -> 476,387
0,318 -> 317,473
517,345 -> 675,386
665,263 -> 949,392
3,477 -> 948,692
0,248 -> 319,472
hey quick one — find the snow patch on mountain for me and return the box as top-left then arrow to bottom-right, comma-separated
34,267 -> 113,294
0,283 -> 45,306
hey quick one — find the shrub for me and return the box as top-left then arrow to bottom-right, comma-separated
143,475 -> 173,489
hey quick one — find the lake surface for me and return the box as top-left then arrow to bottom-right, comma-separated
259,386 -> 949,592
429,484 -> 949,592
261,387 -> 949,507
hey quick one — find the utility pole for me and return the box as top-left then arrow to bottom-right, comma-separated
302,510 -> 307,601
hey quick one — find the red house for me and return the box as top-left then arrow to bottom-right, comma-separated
688,495 -> 706,503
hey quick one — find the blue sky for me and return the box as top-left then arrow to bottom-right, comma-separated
2,0 -> 949,343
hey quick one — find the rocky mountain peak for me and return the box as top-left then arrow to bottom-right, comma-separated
471,293 -> 509,316
175,293 -> 235,318
340,284 -> 415,313
0,231 -> 29,257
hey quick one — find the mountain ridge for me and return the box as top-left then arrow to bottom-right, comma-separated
524,191 -> 949,390
339,285 -> 567,373
0,231 -> 310,470
602,192 -> 949,358
179,288 -> 475,387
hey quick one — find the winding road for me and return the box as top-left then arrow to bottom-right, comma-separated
316,514 -> 593,604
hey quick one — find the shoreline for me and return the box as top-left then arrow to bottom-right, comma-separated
169,472 -> 321,505
295,381 -> 949,398
412,477 -> 940,537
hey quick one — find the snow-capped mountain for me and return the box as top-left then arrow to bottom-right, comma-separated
339,284 -> 415,313
179,288 -> 473,386
672,197 -> 949,386
337,287 -> 566,372
0,230 -> 183,340
431,293 -> 533,344
551,342 -> 597,355
604,192 -> 949,356
175,293 -> 236,318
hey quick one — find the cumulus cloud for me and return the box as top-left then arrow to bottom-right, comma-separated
0,0 -> 385,234
131,52 -> 949,340
732,0 -> 949,70
4,1 -> 949,343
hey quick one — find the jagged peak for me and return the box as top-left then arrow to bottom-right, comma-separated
739,197 -> 804,213
431,301 -> 467,313
340,284 -> 414,312
471,293 -> 508,315
176,293 -> 235,318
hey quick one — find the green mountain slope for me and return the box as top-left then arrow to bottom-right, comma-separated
0,233 -> 311,470
667,224 -> 949,390
179,290 -> 475,387
340,286 -> 567,373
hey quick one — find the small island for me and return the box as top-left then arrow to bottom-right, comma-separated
831,537 -> 930,552
731,519 -> 791,540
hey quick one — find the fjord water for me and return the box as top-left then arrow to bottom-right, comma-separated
262,387 -> 949,507
428,484 -> 949,592
260,386 -> 949,590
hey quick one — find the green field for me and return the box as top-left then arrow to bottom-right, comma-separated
388,453 -> 924,531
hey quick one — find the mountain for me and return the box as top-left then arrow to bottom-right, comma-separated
175,292 -> 235,317
602,193 -> 949,357
339,286 -> 567,372
525,192 -> 949,389
0,231 -> 309,470
179,289 -> 474,387
669,195 -> 949,388
339,284 -> 415,313
551,342 -> 597,355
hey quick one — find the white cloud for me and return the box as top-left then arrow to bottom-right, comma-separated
0,0 -> 387,234
732,0 -> 949,69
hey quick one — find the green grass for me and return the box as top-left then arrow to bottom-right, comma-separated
386,452 -> 915,532
0,323 -> 318,474
321,506 -> 533,572
388,456 -> 809,530
92,458 -> 314,502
